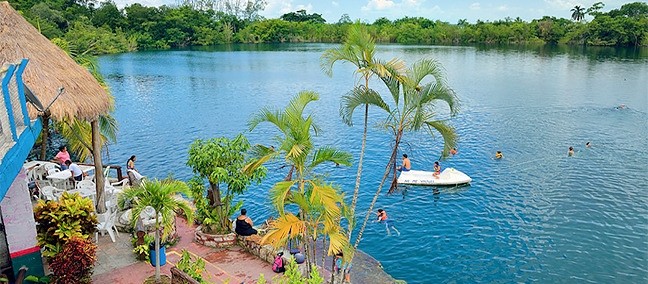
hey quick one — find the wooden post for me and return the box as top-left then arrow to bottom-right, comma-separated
39,110 -> 50,160
92,119 -> 106,213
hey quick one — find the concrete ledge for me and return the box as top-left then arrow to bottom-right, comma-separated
193,226 -> 237,248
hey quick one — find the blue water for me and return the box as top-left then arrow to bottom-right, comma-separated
99,44 -> 648,283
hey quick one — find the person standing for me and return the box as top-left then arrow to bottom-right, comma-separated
65,160 -> 86,181
127,155 -> 137,171
53,145 -> 70,170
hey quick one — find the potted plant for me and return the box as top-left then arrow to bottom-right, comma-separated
186,134 -> 266,238
119,179 -> 194,283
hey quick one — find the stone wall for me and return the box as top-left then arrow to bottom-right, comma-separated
170,267 -> 200,284
237,235 -> 278,264
193,226 -> 237,248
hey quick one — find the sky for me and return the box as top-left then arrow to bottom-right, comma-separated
111,0 -> 636,23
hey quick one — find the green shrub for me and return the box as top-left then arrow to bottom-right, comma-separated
34,192 -> 98,259
176,250 -> 207,283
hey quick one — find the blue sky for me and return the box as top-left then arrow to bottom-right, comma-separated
112,0 -> 634,23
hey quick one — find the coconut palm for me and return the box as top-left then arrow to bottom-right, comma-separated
119,179 -> 194,283
246,91 -> 353,274
571,5 -> 586,21
344,58 -> 459,250
320,23 -> 405,240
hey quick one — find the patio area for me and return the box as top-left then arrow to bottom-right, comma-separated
92,217 -> 276,284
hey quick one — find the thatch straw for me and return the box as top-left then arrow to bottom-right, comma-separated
0,1 -> 111,121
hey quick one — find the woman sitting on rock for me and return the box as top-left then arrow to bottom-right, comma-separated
235,208 -> 257,236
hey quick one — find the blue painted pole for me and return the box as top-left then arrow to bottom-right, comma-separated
15,59 -> 31,126
1,64 -> 18,140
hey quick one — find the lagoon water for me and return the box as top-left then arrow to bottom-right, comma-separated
99,44 -> 648,283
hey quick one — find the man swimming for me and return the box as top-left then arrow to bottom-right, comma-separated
495,151 -> 503,159
568,146 -> 575,157
376,209 -> 400,236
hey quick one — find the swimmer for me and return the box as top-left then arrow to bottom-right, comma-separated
495,151 -> 503,159
376,209 -> 400,236
585,142 -> 591,148
615,104 -> 627,110
450,148 -> 458,155
568,146 -> 574,156
433,161 -> 441,178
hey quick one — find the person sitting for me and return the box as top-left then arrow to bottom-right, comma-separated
495,151 -> 503,159
234,209 -> 258,236
397,154 -> 411,172
334,252 -> 352,283
450,148 -> 458,155
65,160 -> 86,181
568,146 -> 575,157
53,145 -> 70,170
433,161 -> 441,178
127,155 -> 138,171
272,252 -> 285,273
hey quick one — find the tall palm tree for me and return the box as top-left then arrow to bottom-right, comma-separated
320,23 -> 405,240
571,5 -> 586,22
246,91 -> 353,274
120,179 -> 194,283
343,58 -> 459,250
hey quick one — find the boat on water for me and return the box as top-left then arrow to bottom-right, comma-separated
397,168 -> 472,186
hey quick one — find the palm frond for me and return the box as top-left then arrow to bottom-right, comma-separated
339,86 -> 390,126
269,181 -> 296,215
242,144 -> 278,175
261,213 -> 306,248
424,120 -> 458,159
419,82 -> 459,116
309,146 -> 353,168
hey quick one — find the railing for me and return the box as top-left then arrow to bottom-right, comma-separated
0,59 -> 31,158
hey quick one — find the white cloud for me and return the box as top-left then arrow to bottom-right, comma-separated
361,0 -> 396,11
498,5 -> 508,11
469,2 -> 481,10
543,0 -> 581,10
261,0 -> 313,18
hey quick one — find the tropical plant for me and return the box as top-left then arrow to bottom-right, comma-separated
48,236 -> 97,284
347,57 -> 458,251
571,5 -> 586,22
321,23 -> 405,240
274,258 -> 323,284
33,192 -> 98,259
187,134 -> 267,234
246,91 -> 353,275
119,179 -> 194,283
176,250 -> 208,284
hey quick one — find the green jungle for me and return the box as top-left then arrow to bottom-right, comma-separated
7,0 -> 648,56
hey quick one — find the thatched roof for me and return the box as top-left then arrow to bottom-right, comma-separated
0,1 -> 111,121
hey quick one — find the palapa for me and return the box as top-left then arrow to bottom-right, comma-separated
0,1 -> 112,121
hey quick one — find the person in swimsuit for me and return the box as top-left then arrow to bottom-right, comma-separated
234,208 -> 257,236
495,151 -> 503,159
585,142 -> 591,148
376,209 -> 400,236
450,148 -> 458,155
397,154 -> 411,172
568,146 -> 575,157
127,155 -> 137,171
433,161 -> 441,178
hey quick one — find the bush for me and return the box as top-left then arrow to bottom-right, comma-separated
49,237 -> 97,284
176,250 -> 207,283
34,192 -> 97,259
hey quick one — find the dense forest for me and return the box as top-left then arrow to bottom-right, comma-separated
8,0 -> 648,55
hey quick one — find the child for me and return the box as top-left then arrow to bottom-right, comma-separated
272,252 -> 285,273
334,253 -> 352,283
433,161 -> 441,178
376,209 -> 400,236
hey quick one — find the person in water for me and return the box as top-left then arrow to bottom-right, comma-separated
585,142 -> 591,148
376,209 -> 400,236
234,209 -> 257,236
495,151 -> 503,159
450,148 -> 458,155
568,146 -> 575,157
432,161 -> 441,178
397,154 -> 411,172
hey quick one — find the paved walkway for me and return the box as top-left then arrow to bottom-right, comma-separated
92,217 -> 275,284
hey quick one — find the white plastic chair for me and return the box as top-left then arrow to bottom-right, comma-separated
47,168 -> 60,176
75,180 -> 96,190
96,208 -> 119,242
40,186 -> 62,201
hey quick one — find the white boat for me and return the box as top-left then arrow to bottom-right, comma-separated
397,168 -> 472,186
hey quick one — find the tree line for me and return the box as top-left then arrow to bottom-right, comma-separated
8,0 -> 647,56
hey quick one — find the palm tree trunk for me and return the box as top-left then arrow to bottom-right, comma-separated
353,131 -> 402,250
347,103 -> 368,240
155,215 -> 161,283
92,120 -> 107,213
39,111 -> 50,160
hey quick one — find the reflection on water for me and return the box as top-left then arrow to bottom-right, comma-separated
99,44 -> 648,283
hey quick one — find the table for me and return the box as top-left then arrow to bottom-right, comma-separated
45,165 -> 95,180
